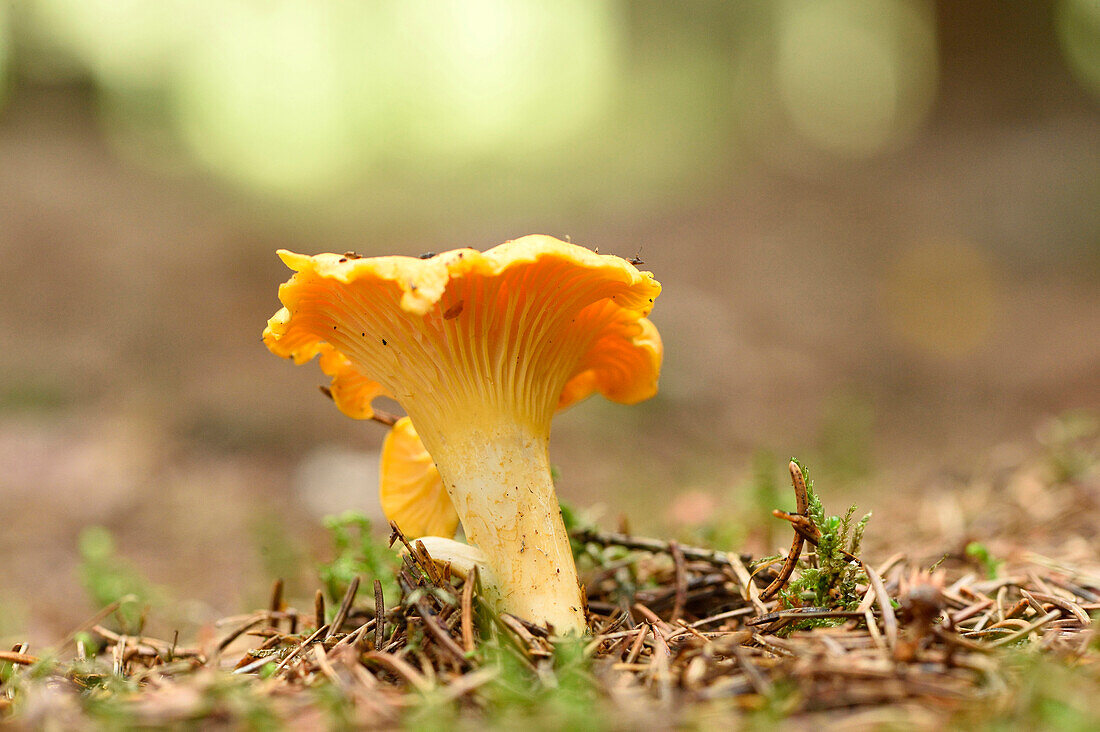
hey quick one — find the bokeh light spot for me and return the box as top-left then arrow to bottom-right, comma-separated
163,0 -> 619,198
21,0 -> 197,89
1056,0 -> 1100,99
774,0 -> 938,157
393,0 -> 619,157
882,240 -> 999,359
668,489 -> 719,528
0,3 -> 9,113
172,2 -> 360,197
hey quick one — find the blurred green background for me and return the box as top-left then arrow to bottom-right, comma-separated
0,1 -> 1097,642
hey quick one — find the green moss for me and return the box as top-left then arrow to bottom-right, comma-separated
318,511 -> 399,613
965,541 -> 1003,580
779,460 -> 871,615
77,527 -> 162,635
951,651 -> 1100,731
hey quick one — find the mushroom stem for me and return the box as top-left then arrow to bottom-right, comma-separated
421,419 -> 586,635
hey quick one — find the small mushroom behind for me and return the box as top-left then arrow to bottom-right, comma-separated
379,417 -> 458,540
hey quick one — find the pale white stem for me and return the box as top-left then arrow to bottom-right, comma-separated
423,421 -> 586,634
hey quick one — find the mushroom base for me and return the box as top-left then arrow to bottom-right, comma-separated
426,422 -> 587,634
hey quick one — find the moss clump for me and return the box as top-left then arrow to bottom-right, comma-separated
780,460 -> 871,614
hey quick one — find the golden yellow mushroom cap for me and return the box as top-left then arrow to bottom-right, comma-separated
263,234 -> 662,431
379,417 -> 459,539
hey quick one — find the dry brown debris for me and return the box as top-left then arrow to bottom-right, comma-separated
2,455 -> 1098,729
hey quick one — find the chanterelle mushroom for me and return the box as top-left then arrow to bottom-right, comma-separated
264,235 -> 662,633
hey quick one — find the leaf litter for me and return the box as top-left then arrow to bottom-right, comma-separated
2,429 -> 1097,729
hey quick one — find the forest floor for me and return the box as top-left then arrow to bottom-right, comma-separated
2,418 -> 1097,730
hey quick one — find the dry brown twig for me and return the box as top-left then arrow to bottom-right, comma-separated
761,461 -> 811,600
